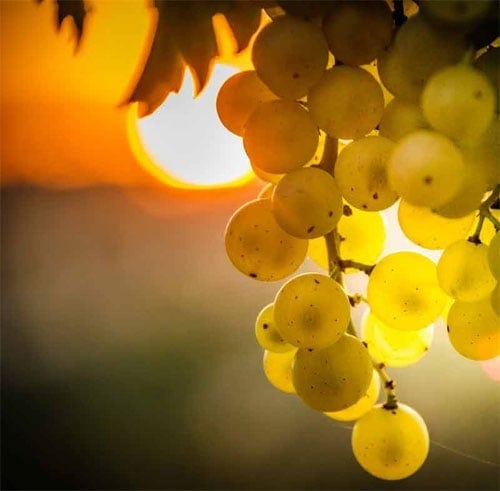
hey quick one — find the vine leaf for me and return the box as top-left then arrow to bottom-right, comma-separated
37,0 -> 87,46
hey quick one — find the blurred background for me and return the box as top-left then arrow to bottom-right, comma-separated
1,1 -> 499,490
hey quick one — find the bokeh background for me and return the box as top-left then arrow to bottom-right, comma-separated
1,1 -> 499,490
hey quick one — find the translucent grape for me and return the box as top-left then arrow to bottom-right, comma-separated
398,199 -> 475,250
419,0 -> 495,30
334,136 -> 398,211
251,162 -> 284,185
292,334 -> 373,412
377,15 -> 467,102
437,240 -> 497,302
324,371 -> 380,422
257,182 -> 274,199
224,198 -> 308,281
421,64 -> 495,143
362,310 -> 434,367
243,100 -> 319,174
273,273 -> 350,350
252,15 -> 329,100
271,167 -> 343,239
308,205 -> 386,272
447,298 -> 500,360
308,66 -> 385,139
387,130 -> 465,208
263,349 -> 297,394
474,47 -> 499,113
491,283 -> 500,316
255,303 -> 295,353
378,98 -> 428,142
367,251 -> 447,331
351,403 -> 429,480
216,70 -> 278,136
479,209 -> 500,245
488,232 -> 500,279
322,0 -> 393,66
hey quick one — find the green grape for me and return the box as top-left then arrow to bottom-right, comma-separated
447,297 -> 500,360
387,130 -> 465,208
474,47 -> 499,113
224,198 -> 308,281
351,403 -> 429,481
324,370 -> 380,422
367,251 -> 447,331
216,70 -> 278,136
437,240 -> 497,302
334,136 -> 398,211
243,100 -> 319,174
255,303 -> 295,353
292,334 -> 373,412
421,64 -> 495,144
377,15 -> 467,102
263,349 -> 297,394
491,282 -> 500,316
252,15 -> 329,100
419,0 -> 495,30
274,273 -> 350,350
378,98 -> 428,142
398,199 -> 475,250
308,205 -> 386,272
362,310 -> 434,367
322,0 -> 393,66
308,66 -> 385,139
488,232 -> 500,279
271,167 -> 343,239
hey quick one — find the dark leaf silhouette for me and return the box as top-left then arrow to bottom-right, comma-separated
36,0 -> 86,45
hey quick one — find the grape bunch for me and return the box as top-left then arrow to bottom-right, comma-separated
217,0 -> 499,481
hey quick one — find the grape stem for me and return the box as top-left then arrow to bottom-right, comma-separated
338,259 -> 375,275
374,362 -> 399,409
317,136 -> 338,175
469,185 -> 500,243
392,0 -> 407,27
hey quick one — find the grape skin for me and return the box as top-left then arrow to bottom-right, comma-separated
351,403 -> 429,480
255,303 -> 295,353
378,98 -> 428,142
263,349 -> 297,394
488,232 -> 500,279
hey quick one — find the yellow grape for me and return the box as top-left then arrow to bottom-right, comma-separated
362,60 -> 393,105
255,303 -> 295,353
334,136 -> 398,211
421,64 -> 495,143
322,0 -> 393,66
398,199 -> 475,250
252,15 -> 329,100
263,349 -> 297,394
216,70 -> 278,136
488,232 -> 500,279
324,371 -> 380,422
308,66 -> 385,139
491,283 -> 500,316
273,273 -> 350,350
420,0 -> 495,29
447,297 -> 500,360
377,15 -> 467,102
308,206 -> 386,272
437,240 -> 497,302
362,310 -> 434,367
474,47 -> 499,113
292,335 -> 373,412
224,198 -> 308,281
251,161 -> 284,185
257,182 -> 274,199
351,403 -> 429,480
367,251 -> 447,331
388,130 -> 465,208
479,209 -> 500,245
378,98 -> 428,142
243,100 -> 319,174
271,167 -> 343,239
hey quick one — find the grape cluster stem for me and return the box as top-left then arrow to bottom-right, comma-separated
469,185 -> 500,244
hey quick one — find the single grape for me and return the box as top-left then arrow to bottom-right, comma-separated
362,310 -> 434,367
419,0 -> 495,30
273,273 -> 350,350
271,167 -> 343,239
488,232 -> 500,279
308,205 -> 386,272
378,98 -> 428,142
257,182 -> 274,199
263,349 -> 297,394
334,136 -> 398,211
447,297 -> 500,360
255,303 -> 295,353
324,371 -> 380,422
351,403 -> 429,480
387,130 -> 465,208
367,251 -> 447,331
292,334 -> 373,412
474,47 -> 499,113
224,198 -> 308,281
252,15 -> 329,100
216,70 -> 278,136
491,282 -> 500,316
251,161 -> 284,185
421,64 -> 495,143
322,0 -> 393,66
308,66 -> 385,139
243,100 -> 319,174
398,199 -> 475,250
